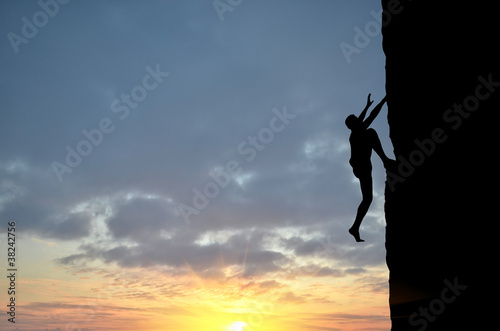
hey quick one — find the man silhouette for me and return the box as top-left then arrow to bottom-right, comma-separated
345,94 -> 394,242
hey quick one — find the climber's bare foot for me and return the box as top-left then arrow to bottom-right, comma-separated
349,227 -> 365,242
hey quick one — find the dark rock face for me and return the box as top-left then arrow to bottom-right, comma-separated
382,1 -> 499,330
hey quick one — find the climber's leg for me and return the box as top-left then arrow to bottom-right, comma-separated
349,171 -> 373,242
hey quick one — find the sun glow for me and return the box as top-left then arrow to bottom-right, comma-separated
228,321 -> 247,331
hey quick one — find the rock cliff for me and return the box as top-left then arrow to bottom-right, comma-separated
382,1 -> 499,330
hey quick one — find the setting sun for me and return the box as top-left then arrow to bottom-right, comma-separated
228,321 -> 247,331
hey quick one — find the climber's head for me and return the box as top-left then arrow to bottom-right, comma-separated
345,114 -> 360,130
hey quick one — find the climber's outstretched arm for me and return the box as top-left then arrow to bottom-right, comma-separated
358,93 -> 373,122
362,95 -> 387,129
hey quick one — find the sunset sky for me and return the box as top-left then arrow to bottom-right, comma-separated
0,1 -> 392,330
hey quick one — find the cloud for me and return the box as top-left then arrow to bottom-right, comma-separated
58,232 -> 289,279
304,312 -> 389,323
57,253 -> 90,266
0,161 -> 93,240
339,241 -> 386,267
48,211 -> 93,239
56,208 -> 385,283
258,280 -> 282,290
344,267 -> 367,275
277,291 -> 307,305
106,196 -> 177,241
315,267 -> 344,277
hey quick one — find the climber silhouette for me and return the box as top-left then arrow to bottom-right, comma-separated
346,94 -> 394,242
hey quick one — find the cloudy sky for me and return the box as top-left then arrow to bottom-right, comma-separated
0,1 -> 393,330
